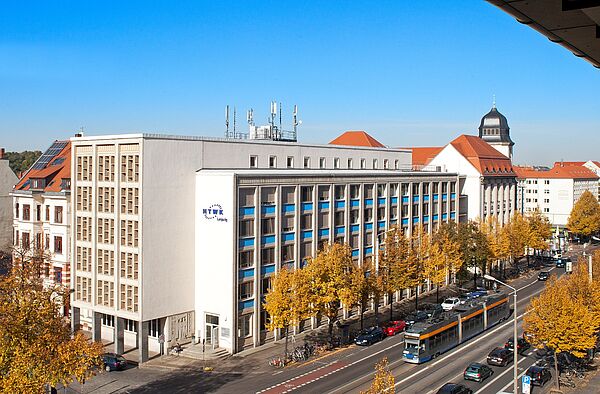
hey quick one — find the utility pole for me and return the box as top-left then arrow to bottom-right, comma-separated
589,254 -> 593,283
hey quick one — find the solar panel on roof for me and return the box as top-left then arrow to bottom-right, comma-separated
31,141 -> 67,170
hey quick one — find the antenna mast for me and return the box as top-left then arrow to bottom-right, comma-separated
233,107 -> 237,138
225,105 -> 230,137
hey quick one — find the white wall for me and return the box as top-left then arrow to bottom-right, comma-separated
0,160 -> 18,252
195,172 -> 235,353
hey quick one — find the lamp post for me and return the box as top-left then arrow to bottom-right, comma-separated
484,274 -> 518,394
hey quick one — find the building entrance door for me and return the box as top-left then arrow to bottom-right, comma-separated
205,314 -> 219,349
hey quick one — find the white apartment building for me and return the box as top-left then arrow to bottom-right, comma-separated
0,149 -> 19,253
11,141 -> 72,311
69,132 -> 463,361
514,164 -> 599,227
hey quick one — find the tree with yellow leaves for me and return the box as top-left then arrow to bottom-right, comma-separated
506,212 -> 529,267
409,225 -> 431,310
361,357 -> 395,394
524,275 -> 598,390
378,226 -> 412,321
0,255 -> 104,393
567,190 -> 600,240
341,259 -> 376,331
429,222 -> 463,303
564,261 -> 600,326
526,208 -> 552,256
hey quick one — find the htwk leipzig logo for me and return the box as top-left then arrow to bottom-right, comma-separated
203,203 -> 228,222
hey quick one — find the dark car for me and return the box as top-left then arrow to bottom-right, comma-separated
538,271 -> 550,281
404,310 -> 429,326
436,382 -> 473,394
466,288 -> 488,299
354,326 -> 385,346
505,337 -> 531,354
487,347 -> 513,367
382,320 -> 406,336
102,353 -> 127,372
464,362 -> 493,383
556,258 -> 566,268
525,365 -> 552,386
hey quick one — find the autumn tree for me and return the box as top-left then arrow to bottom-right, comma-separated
378,226 -> 411,321
0,256 -> 103,392
429,222 -> 463,302
457,221 -> 490,288
524,275 -> 598,390
567,190 -> 600,240
409,225 -> 431,310
506,212 -> 529,267
264,267 -> 309,361
526,208 -> 552,256
361,357 -> 395,394
342,259 -> 376,330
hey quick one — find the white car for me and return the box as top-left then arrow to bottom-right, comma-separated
441,297 -> 461,311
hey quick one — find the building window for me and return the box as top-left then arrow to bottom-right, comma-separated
544,198 -> 550,204
262,217 -> 275,234
281,244 -> 294,262
249,155 -> 258,168
319,157 -> 326,169
54,236 -> 63,254
301,186 -> 313,202
269,156 -> 277,168
239,314 -> 252,337
334,185 -> 345,200
301,213 -> 312,229
54,206 -> 63,224
347,158 -> 353,168
125,319 -> 138,332
36,205 -> 41,221
22,232 -> 30,250
544,189 -> 550,194
261,277 -> 272,295
287,156 -> 294,168
149,319 -> 163,338
334,211 -> 345,226
334,158 -> 340,169
101,314 -> 114,327
240,250 -> 254,268
15,203 -> 19,219
239,281 -> 254,300
23,204 -> 30,221
350,209 -> 360,224
303,157 -> 310,168
281,215 -> 294,232
372,159 -> 378,169
350,185 -> 360,199
543,208 -> 550,213
239,219 -> 254,237
383,159 -> 389,169
361,159 -> 366,169
394,160 -> 399,170
544,180 -> 550,185
45,205 -> 50,221
262,248 -> 275,265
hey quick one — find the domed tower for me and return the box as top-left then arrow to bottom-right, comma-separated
478,101 -> 514,159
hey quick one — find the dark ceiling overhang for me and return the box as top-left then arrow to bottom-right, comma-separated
487,0 -> 600,68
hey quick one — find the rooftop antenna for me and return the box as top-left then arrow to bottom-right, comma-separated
270,101 -> 277,127
293,105 -> 299,134
225,105 -> 230,137
247,108 -> 254,126
233,106 -> 237,138
492,94 -> 496,109
278,102 -> 282,140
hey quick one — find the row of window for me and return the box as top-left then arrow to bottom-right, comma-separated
99,315 -> 161,336
13,231 -> 63,254
252,155 -> 405,170
76,154 -> 140,183
525,179 -> 551,185
14,203 -> 64,223
75,276 -> 139,312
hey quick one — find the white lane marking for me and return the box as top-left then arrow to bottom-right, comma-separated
474,355 -> 531,393
495,363 -> 530,394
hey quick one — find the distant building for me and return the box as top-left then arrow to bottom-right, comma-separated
478,104 -> 514,160
514,163 -> 599,227
0,148 -> 19,253
554,160 -> 600,200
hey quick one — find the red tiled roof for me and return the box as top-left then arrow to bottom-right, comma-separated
14,141 -> 71,193
329,131 -> 386,148
449,135 -> 515,177
554,160 -> 600,169
514,164 -> 599,180
408,147 -> 443,166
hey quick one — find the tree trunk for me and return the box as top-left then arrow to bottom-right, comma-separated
374,297 -> 379,325
360,304 -> 364,330
328,315 -> 335,340
553,351 -> 560,390
473,271 -> 477,290
436,285 -> 440,304
414,286 -> 419,311
389,292 -> 393,321
284,326 -> 289,363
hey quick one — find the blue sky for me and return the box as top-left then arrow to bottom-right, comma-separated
1,1 -> 598,165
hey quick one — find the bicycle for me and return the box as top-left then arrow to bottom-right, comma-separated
269,356 -> 285,368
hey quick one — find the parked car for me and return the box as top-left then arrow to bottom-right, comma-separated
525,365 -> 552,386
505,337 -> 531,354
486,347 -> 513,367
436,383 -> 473,394
463,362 -> 493,383
383,320 -> 406,336
354,326 -> 385,346
102,353 -> 127,372
441,297 -> 461,311
538,271 -> 550,281
556,258 -> 566,268
466,288 -> 488,299
404,310 -> 429,326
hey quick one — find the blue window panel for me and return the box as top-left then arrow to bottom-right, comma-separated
364,222 -> 373,231
378,197 -> 386,205
390,219 -> 397,225
433,214 -> 439,221
413,196 -> 419,203
239,299 -> 254,310
350,224 -> 360,233
401,218 -> 409,225
413,217 -> 419,224
261,264 -> 275,275
301,230 -> 313,239
239,207 -> 255,216
335,226 -> 345,235
378,221 -> 385,229
261,235 -> 276,244
318,228 -> 330,237
239,238 -> 255,248
442,213 -> 448,220
261,205 -> 276,215
351,249 -> 359,257
282,204 -> 295,213
423,195 -> 429,202
318,201 -> 330,210
442,194 -> 448,201
300,259 -> 308,268
365,247 -> 373,255
451,193 -> 456,199
433,195 -> 439,201
335,200 -> 345,209
239,268 -> 255,279
365,199 -> 373,206
301,202 -> 313,211
350,199 -> 360,207
402,196 -> 409,204
423,216 -> 429,223
391,197 -> 398,204
282,232 -> 295,242
450,212 -> 456,219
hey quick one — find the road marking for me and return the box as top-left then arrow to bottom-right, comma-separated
474,355 -> 531,393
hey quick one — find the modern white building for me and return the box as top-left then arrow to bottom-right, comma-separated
554,161 -> 600,200
69,131 -> 463,361
514,163 -> 599,227
0,149 -> 19,254
11,141 -> 72,313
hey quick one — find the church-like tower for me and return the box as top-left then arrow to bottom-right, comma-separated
478,102 -> 514,159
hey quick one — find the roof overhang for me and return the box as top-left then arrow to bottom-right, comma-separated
487,0 -> 600,69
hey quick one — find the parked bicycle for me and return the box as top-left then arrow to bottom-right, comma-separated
269,356 -> 285,368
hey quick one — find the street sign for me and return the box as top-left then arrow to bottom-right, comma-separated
566,260 -> 573,273
522,375 -> 531,394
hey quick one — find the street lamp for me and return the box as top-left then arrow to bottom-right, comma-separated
483,274 -> 518,394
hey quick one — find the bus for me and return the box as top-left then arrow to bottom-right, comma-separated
402,293 -> 510,364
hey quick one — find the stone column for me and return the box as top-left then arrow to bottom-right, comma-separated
138,320 -> 149,363
115,317 -> 125,355
92,312 -> 102,342
485,183 -> 492,220
71,306 -> 81,333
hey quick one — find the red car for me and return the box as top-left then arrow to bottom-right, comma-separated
383,320 -> 406,336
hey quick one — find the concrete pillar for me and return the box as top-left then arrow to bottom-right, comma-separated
138,320 -> 149,363
483,305 -> 488,330
92,312 -> 102,342
458,315 -> 463,343
71,306 -> 81,333
115,317 -> 125,355
485,184 -> 491,219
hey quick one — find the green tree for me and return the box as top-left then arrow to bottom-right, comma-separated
4,150 -> 42,175
361,357 -> 395,394
567,190 -> 600,240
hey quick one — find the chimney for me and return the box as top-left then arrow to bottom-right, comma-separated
74,132 -> 83,138
0,148 -> 5,160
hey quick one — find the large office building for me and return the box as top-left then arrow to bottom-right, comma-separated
69,131 -> 463,361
